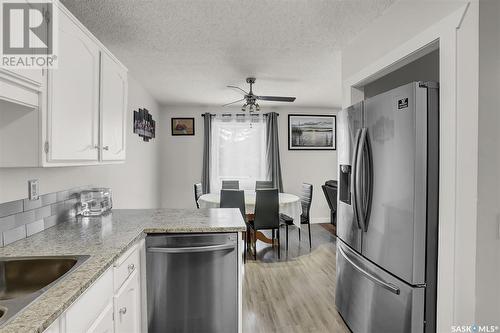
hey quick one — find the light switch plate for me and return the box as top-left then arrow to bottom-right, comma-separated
28,179 -> 39,201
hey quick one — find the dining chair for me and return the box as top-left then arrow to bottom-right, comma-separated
248,189 -> 280,260
193,183 -> 203,209
299,183 -> 313,248
255,180 -> 273,190
222,180 -> 239,190
279,183 -> 314,250
221,189 -> 247,261
220,189 -> 246,220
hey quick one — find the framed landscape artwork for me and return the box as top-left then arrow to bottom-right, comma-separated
171,117 -> 195,136
288,114 -> 336,150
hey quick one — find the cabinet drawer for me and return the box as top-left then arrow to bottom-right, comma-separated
65,268 -> 113,333
113,244 -> 139,292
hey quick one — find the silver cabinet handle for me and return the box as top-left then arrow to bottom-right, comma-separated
119,307 -> 127,315
128,263 -> 135,274
338,244 -> 400,295
94,145 -> 100,150
147,243 -> 235,254
103,146 -> 109,151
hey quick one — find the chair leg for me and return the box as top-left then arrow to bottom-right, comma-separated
308,223 -> 312,249
286,224 -> 289,251
254,229 -> 257,260
299,227 -> 301,241
277,228 -> 280,259
244,231 -> 247,263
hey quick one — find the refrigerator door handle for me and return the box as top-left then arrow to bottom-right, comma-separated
352,129 -> 363,229
355,128 -> 369,231
361,128 -> 373,232
338,243 -> 400,295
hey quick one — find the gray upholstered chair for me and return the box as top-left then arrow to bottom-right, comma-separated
248,189 -> 280,260
299,183 -> 313,248
255,180 -> 274,190
222,180 -> 239,190
194,183 -> 203,209
221,189 -> 247,260
280,183 -> 314,250
220,189 -> 246,220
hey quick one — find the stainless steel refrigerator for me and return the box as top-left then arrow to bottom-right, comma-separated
336,81 -> 439,333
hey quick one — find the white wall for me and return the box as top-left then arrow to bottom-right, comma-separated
342,1 -> 467,80
476,0 -> 500,325
0,75 -> 161,209
159,105 -> 338,222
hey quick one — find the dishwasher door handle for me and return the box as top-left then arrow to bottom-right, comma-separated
147,243 -> 235,254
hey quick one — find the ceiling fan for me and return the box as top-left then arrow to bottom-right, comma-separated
223,77 -> 296,112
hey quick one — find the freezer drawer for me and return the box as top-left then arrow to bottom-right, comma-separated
335,240 -> 425,333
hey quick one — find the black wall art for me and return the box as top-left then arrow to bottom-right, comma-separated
133,108 -> 156,142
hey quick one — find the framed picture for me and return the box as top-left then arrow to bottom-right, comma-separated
288,114 -> 336,150
171,118 -> 195,136
133,108 -> 156,142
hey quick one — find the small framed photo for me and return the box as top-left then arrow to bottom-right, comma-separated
288,114 -> 336,150
171,117 -> 195,136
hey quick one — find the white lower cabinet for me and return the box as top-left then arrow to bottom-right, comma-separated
86,301 -> 114,333
113,271 -> 141,333
45,241 -> 144,333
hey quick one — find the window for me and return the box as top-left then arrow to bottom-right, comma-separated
210,115 -> 268,191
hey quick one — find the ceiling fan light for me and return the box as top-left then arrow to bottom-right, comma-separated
241,103 -> 247,111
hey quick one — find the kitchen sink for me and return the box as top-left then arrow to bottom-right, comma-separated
0,255 -> 89,327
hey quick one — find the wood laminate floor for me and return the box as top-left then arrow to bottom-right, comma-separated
243,224 -> 350,333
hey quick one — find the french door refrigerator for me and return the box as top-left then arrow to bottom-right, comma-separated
336,81 -> 439,333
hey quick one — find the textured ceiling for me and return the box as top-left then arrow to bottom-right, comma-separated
61,0 -> 396,108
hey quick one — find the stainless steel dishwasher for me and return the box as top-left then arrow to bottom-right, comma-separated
146,233 -> 238,333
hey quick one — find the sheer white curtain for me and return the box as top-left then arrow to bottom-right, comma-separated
210,114 -> 268,192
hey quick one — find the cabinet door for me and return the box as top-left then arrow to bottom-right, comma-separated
114,271 -> 141,333
100,52 -> 127,161
86,301 -> 114,333
47,8 -> 99,162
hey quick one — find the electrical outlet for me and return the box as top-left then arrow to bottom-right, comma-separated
28,179 -> 39,201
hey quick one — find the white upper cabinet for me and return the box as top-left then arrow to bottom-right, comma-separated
46,7 -> 100,162
100,52 -> 127,161
0,2 -> 128,167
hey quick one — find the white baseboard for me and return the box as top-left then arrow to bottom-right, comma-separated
310,217 -> 331,224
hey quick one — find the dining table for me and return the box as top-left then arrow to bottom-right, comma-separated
198,191 -> 303,245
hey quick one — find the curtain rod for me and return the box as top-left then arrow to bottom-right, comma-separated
201,113 -> 279,117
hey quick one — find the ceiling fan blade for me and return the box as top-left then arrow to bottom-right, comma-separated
222,98 -> 245,107
227,85 -> 248,95
257,95 -> 296,102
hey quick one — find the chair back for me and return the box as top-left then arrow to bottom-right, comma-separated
255,180 -> 273,190
194,183 -> 203,209
322,184 -> 337,212
220,189 -> 246,219
253,189 -> 279,229
300,183 -> 313,220
222,180 -> 239,190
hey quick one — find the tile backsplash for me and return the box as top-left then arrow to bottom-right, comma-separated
0,186 -> 90,247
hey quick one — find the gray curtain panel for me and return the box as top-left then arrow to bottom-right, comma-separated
202,113 -> 212,194
265,112 -> 284,192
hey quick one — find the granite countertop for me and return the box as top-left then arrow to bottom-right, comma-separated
0,208 -> 246,333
